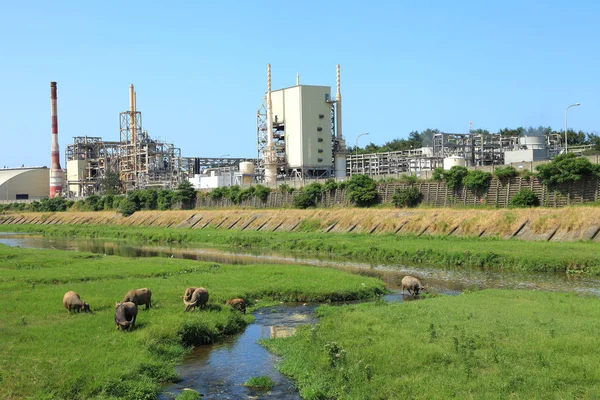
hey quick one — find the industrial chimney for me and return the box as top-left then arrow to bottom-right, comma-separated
264,64 -> 277,186
49,82 -> 63,198
333,64 -> 347,178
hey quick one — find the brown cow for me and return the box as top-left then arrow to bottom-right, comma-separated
62,291 -> 91,313
184,287 -> 209,312
401,275 -> 427,296
226,298 -> 246,314
122,288 -> 152,309
180,287 -> 198,302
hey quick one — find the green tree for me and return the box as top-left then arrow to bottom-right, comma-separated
173,181 -> 197,209
536,153 -> 600,187
462,170 -> 492,192
119,197 -> 137,217
346,174 -> 379,207
443,166 -> 469,190
493,166 -> 518,179
391,186 -> 422,208
99,170 -> 121,196
509,189 -> 540,207
157,190 -> 173,210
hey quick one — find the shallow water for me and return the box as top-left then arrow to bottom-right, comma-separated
2,232 -> 600,296
3,232 -> 600,399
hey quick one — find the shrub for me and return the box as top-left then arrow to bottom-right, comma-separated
391,186 -> 422,208
432,167 -> 445,182
346,174 -> 379,207
157,190 -> 174,210
119,197 -> 138,217
278,183 -> 295,194
521,169 -> 534,182
400,174 -> 419,184
443,166 -> 469,190
207,187 -> 228,200
293,192 -> 316,209
253,184 -> 270,202
173,181 -> 197,209
494,166 -> 518,179
509,189 -> 540,207
323,178 -> 338,192
536,153 -> 600,188
462,170 -> 492,192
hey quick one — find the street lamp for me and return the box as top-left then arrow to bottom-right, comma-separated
564,103 -> 580,153
355,132 -> 369,175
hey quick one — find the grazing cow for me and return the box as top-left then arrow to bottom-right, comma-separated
401,276 -> 427,296
122,288 -> 152,310
184,287 -> 209,312
62,291 -> 91,313
226,298 -> 246,314
114,302 -> 138,331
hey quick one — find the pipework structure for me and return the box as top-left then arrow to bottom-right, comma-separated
257,64 -> 345,183
118,84 -> 182,191
65,84 -> 184,196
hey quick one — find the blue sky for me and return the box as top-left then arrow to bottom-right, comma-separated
0,1 -> 598,168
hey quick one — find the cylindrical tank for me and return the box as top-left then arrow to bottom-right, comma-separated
334,154 -> 346,178
239,162 -> 254,184
520,135 -> 546,150
443,156 -> 466,170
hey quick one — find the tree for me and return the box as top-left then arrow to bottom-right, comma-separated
509,189 -> 540,207
391,187 -> 422,208
536,153 -> 600,188
99,170 -> 121,196
462,170 -> 492,192
443,166 -> 469,190
346,174 -> 378,207
173,181 -> 197,209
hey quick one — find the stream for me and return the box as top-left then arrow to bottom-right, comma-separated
2,232 -> 600,399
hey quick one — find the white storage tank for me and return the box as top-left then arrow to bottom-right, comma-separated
519,135 -> 546,150
443,156 -> 466,170
239,162 -> 255,184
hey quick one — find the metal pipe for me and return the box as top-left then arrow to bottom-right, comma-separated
129,84 -> 136,144
49,82 -> 63,198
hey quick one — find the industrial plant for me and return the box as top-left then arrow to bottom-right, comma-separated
0,67 -> 588,202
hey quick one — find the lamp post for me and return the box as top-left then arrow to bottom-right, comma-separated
355,132 -> 369,175
564,103 -> 580,153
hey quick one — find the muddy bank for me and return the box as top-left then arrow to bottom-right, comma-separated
1,207 -> 600,241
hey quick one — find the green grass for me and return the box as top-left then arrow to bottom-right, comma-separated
263,290 -> 600,399
243,375 -> 275,389
0,245 -> 384,399
6,224 -> 600,274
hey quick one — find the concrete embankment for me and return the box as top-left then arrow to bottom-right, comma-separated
1,207 -> 600,242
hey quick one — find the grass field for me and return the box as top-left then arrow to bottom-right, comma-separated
263,290 -> 600,399
0,245 -> 384,399
6,224 -> 600,274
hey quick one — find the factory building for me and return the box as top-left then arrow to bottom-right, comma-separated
0,167 -> 50,201
257,64 -> 345,184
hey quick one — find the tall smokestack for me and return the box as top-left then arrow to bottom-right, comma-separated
336,64 -> 342,141
333,65 -> 347,178
49,82 -> 63,198
265,64 -> 277,186
129,84 -> 136,143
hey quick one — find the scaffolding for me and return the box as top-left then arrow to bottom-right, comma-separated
65,136 -> 120,196
347,149 -> 443,176
256,95 -> 286,178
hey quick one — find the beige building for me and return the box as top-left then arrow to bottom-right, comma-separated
271,85 -> 333,177
0,167 -> 50,201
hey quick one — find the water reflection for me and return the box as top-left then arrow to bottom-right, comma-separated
1,233 -> 600,296
160,304 -> 318,400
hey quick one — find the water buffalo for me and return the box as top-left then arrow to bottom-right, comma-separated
184,287 -> 209,312
401,275 -> 427,296
181,287 -> 198,302
122,288 -> 152,309
62,291 -> 91,313
114,301 -> 138,330
226,298 -> 246,314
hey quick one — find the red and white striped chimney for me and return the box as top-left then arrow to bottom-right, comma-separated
49,82 -> 63,198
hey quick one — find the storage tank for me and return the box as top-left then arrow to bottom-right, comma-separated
239,162 -> 254,185
519,135 -> 546,150
443,156 -> 466,170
